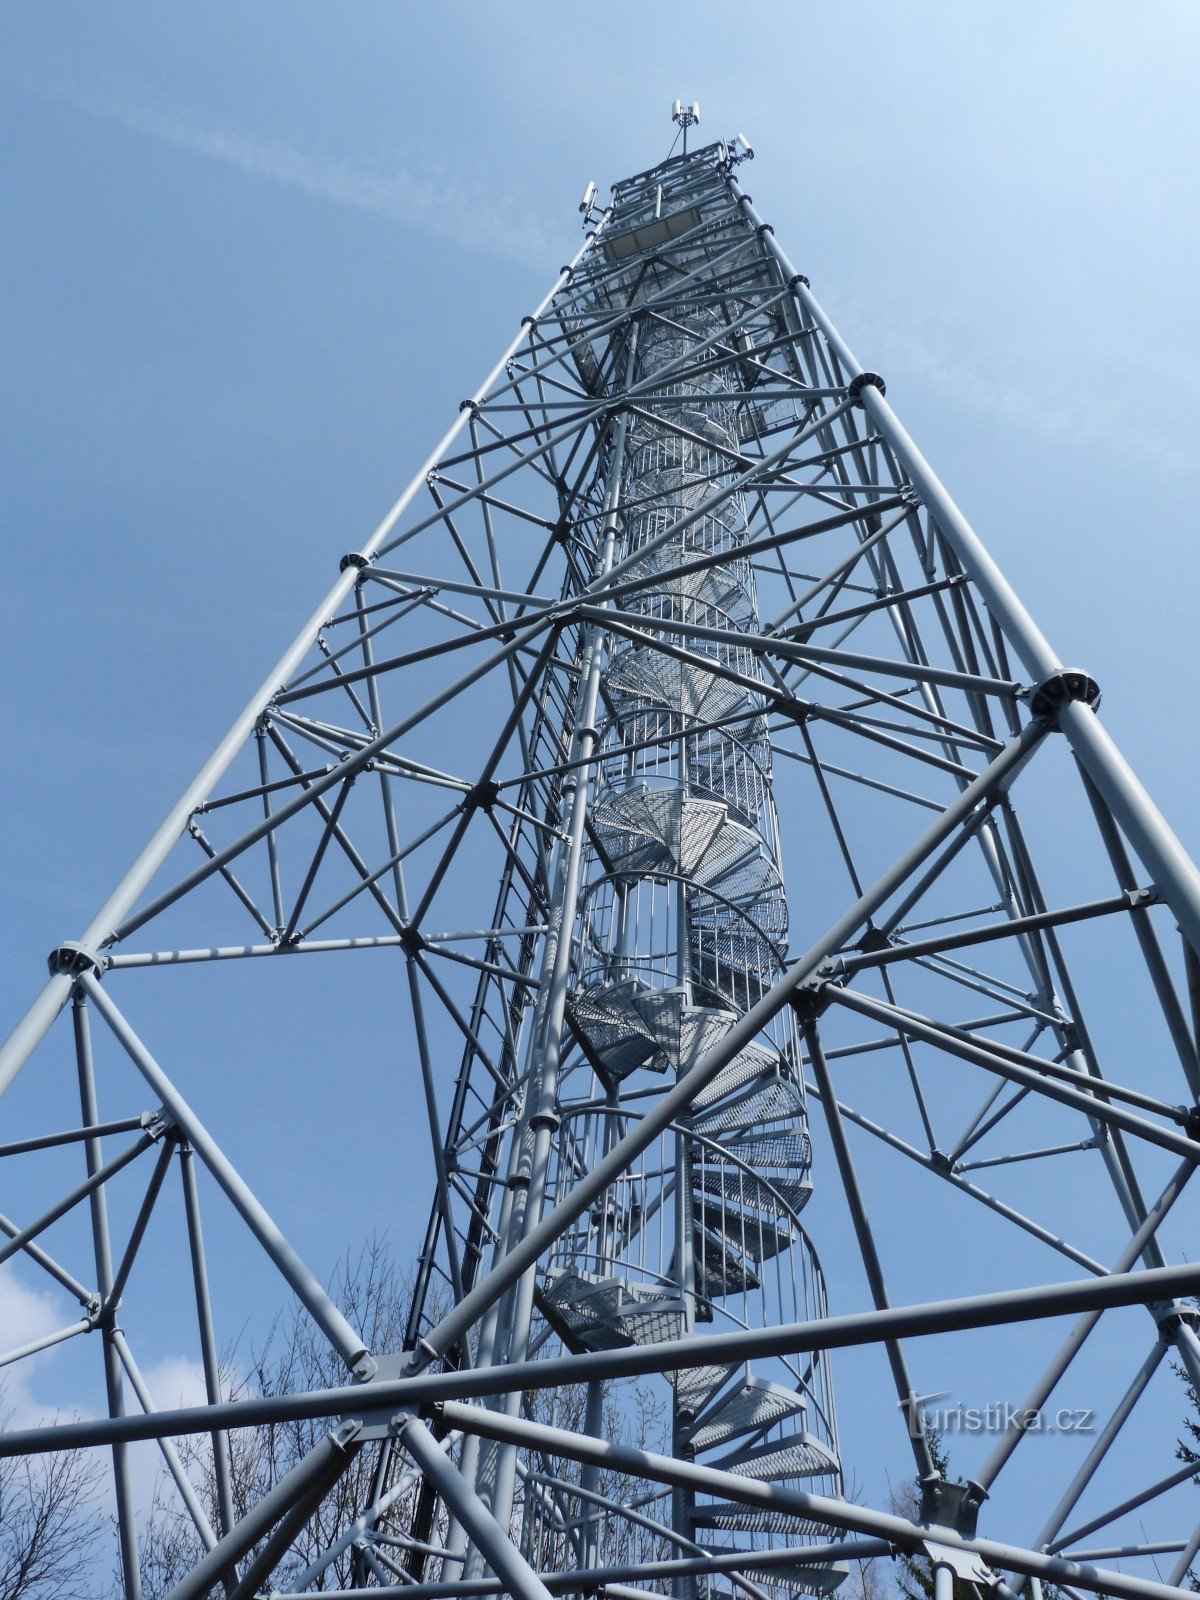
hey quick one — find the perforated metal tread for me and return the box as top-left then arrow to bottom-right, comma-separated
697,1165 -> 813,1218
672,1362 -> 733,1419
571,977 -> 664,1075
689,1375 -> 808,1452
690,1226 -> 762,1296
693,1197 -> 794,1264
693,1073 -> 803,1129
736,1560 -> 849,1597
724,1130 -> 812,1169
715,1429 -> 841,1483
605,646 -> 753,727
542,1268 -> 686,1353
693,1506 -> 831,1536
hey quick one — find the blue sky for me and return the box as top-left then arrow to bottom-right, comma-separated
1,0 -> 1199,1569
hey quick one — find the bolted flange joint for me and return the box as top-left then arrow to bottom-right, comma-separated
49,941 -> 106,980
521,314 -> 538,328
788,273 -> 810,290
1029,669 -> 1101,726
340,551 -> 370,573
757,221 -> 774,236
789,976 -> 834,1026
848,371 -> 886,405
459,398 -> 479,414
919,1476 -> 985,1539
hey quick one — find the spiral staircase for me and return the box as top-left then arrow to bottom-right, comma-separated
537,311 -> 845,1598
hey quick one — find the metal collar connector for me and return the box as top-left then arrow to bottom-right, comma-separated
530,1109 -> 561,1134
848,371 -> 886,405
459,398 -> 479,414
465,778 -> 501,813
339,551 -> 369,573
521,315 -> 539,328
756,221 -> 774,236
1029,669 -> 1101,725
772,694 -> 811,726
49,941 -> 106,980
788,273 -> 811,290
1156,1301 -> 1200,1334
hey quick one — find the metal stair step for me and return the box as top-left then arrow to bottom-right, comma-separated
569,978 -> 664,1076
738,1560 -> 848,1597
606,648 -> 751,727
715,1430 -> 841,1483
542,1268 -> 686,1353
697,1165 -> 813,1218
691,1048 -> 780,1115
675,1006 -> 742,1073
672,1362 -> 734,1420
692,1506 -> 830,1535
693,1074 -> 804,1132
592,786 -> 728,878
724,1130 -> 812,1169
692,1226 -> 761,1296
693,1197 -> 794,1263
689,1375 -> 808,1452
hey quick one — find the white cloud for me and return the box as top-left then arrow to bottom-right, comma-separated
135,1353 -> 211,1413
0,1265 -> 81,1430
879,326 -> 1198,478
10,64 -> 562,272
0,1263 -> 62,1358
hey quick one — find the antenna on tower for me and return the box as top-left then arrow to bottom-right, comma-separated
671,97 -> 700,154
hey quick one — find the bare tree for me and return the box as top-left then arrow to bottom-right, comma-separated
136,1239 -> 681,1594
138,1235 -> 420,1595
0,1386 -> 105,1600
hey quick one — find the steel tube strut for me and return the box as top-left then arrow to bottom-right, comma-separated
412,720 -> 1046,1366
806,1022 -> 936,1478
79,973 -> 372,1377
73,995 -> 142,1600
0,220 -> 608,1100
732,176 -> 1200,956
7,1257 -> 1200,1459
460,343 -> 637,1563
273,1540 -> 892,1600
397,1414 -> 555,1600
437,1401 -> 1198,1600
163,1422 -> 362,1600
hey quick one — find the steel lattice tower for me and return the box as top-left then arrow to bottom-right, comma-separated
4,127 -> 1200,1600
